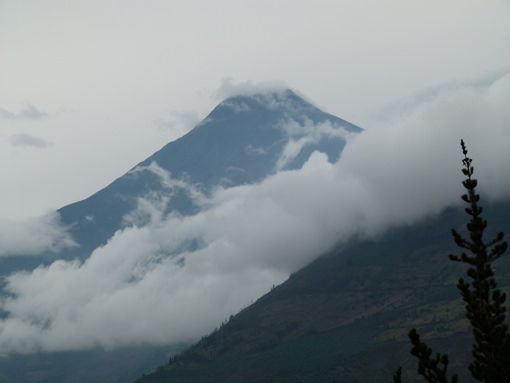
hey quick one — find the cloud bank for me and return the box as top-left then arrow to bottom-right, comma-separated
0,73 -> 509,354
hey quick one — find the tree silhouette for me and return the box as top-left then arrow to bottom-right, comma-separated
397,140 -> 509,382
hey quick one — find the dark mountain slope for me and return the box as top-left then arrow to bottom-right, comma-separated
136,200 -> 510,383
57,89 -> 361,259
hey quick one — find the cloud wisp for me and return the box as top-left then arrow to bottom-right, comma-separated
274,119 -> 353,171
0,213 -> 76,257
0,104 -> 47,120
215,78 -> 290,101
8,134 -> 51,148
0,73 -> 509,354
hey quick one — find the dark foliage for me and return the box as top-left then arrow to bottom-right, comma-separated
400,140 -> 509,382
407,329 -> 457,383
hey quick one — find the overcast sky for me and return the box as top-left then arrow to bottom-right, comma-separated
1,0 -> 509,219
0,0 -> 510,354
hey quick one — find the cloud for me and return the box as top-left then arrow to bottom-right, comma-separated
0,72 -> 509,354
215,80 -> 318,121
274,118 -> 353,170
220,100 -> 252,113
0,104 -> 47,120
372,68 -> 510,123
122,162 -> 205,227
215,78 -> 290,100
335,73 -> 510,233
0,213 -> 77,257
8,134 -> 51,148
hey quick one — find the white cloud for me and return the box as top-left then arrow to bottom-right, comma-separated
220,100 -> 252,113
0,73 -> 509,354
274,118 -> 353,170
215,80 -> 306,114
123,162 -> 205,227
0,212 -> 76,257
215,78 -> 289,101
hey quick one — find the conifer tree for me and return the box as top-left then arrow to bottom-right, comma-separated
448,140 -> 510,382
397,140 -> 509,382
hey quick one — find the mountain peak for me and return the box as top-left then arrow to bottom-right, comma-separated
211,89 -> 314,119
57,89 -> 362,258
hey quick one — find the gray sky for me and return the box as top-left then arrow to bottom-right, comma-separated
1,0 -> 509,219
1,0 -> 510,354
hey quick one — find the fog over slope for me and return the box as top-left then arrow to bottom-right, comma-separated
0,74 -> 509,354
